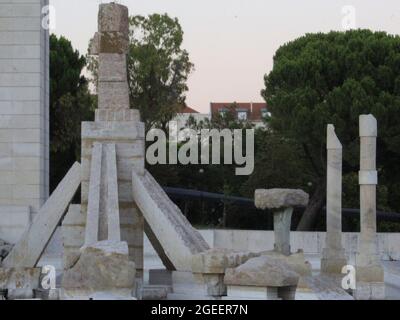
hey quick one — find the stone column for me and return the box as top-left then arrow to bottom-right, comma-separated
321,125 -> 347,273
354,114 -> 385,300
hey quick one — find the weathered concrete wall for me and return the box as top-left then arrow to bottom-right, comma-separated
0,0 -> 49,221
211,230 -> 400,261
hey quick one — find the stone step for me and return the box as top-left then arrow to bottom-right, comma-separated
142,285 -> 171,300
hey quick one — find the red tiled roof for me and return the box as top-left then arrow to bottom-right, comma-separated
210,102 -> 268,121
180,106 -> 200,114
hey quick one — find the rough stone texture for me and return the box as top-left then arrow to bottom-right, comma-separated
98,81 -> 130,110
255,189 -> 309,210
2,162 -> 81,268
132,169 -> 210,271
0,239 -> 13,262
355,115 -> 385,299
224,255 -> 300,288
98,53 -> 127,82
192,248 -> 258,274
321,125 -> 347,273
62,240 -> 136,297
191,249 -> 259,297
98,3 -> 129,33
260,250 -> 312,279
0,0 -> 50,215
0,268 -> 41,297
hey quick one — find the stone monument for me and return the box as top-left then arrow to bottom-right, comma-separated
321,125 -> 347,273
354,114 -> 385,300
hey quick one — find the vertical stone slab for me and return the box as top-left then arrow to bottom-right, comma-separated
355,114 -> 385,300
321,125 -> 347,273
0,0 -> 49,218
84,143 -> 102,246
105,143 -> 121,242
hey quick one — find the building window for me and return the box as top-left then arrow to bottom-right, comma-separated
238,111 -> 247,120
261,109 -> 271,118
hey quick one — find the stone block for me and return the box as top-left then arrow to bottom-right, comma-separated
0,268 -> 41,292
82,121 -> 145,141
95,109 -> 140,122
224,255 -> 299,288
98,53 -> 127,82
98,81 -> 130,109
62,240 -> 136,297
255,188 -> 309,210
98,3 -> 129,33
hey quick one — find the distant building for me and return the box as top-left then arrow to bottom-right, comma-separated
173,105 -> 210,130
210,102 -> 269,128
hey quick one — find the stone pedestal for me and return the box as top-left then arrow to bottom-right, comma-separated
354,115 -> 384,300
321,125 -> 347,273
224,255 -> 300,300
0,267 -> 42,300
191,248 -> 258,298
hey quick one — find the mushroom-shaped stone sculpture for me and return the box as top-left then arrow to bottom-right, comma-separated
255,189 -> 309,256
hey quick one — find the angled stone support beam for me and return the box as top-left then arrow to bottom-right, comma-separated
321,125 -> 347,273
132,169 -> 209,271
2,162 -> 81,268
105,143 -> 121,242
84,143 -> 102,246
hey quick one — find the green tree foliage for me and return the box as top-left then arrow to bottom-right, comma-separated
129,14 -> 194,131
50,34 -> 95,191
262,30 -> 400,230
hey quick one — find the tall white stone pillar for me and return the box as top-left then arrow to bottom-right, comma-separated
354,114 -> 385,300
321,125 -> 347,273
0,0 -> 49,242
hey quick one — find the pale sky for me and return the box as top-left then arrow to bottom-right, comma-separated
50,0 -> 400,113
